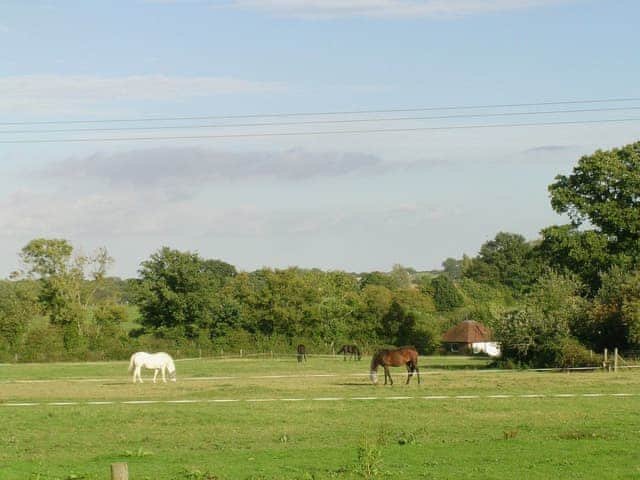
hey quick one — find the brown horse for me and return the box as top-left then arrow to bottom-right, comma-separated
370,346 -> 420,385
296,344 -> 307,363
337,344 -> 361,361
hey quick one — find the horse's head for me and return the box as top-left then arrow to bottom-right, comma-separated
369,353 -> 380,384
168,360 -> 177,382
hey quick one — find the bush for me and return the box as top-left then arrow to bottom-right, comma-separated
18,325 -> 66,362
555,338 -> 595,368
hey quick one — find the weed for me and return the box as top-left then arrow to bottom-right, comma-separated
354,435 -> 385,479
376,425 -> 391,446
180,468 -> 220,480
503,430 -> 518,440
558,431 -> 603,440
397,431 -> 418,445
123,447 -> 154,457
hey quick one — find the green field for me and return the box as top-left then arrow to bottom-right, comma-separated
1,356 -> 639,479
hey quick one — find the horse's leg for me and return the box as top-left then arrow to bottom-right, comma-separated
384,366 -> 392,385
161,367 -> 167,383
135,366 -> 143,383
406,363 -> 413,384
153,369 -> 158,384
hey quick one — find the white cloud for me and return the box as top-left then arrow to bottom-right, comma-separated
231,0 -> 574,18
0,74 -> 282,114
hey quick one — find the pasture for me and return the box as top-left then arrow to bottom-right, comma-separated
1,355 -> 639,479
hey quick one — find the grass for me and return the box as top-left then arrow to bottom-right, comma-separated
1,356 -> 639,479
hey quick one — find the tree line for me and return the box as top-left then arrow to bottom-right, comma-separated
1,141 -> 639,366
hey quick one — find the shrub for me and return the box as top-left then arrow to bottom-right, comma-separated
555,338 -> 595,368
18,325 -> 66,362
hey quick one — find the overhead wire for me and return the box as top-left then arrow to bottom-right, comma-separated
1,117 -> 639,144
1,96 -> 640,126
2,105 -> 640,135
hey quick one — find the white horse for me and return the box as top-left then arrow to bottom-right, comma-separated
128,351 -> 177,384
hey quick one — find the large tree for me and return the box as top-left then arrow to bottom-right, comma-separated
135,247 -> 236,333
543,142 -> 640,291
20,238 -> 113,348
549,141 -> 640,248
464,232 -> 540,292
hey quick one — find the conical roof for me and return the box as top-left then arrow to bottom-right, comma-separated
442,320 -> 492,343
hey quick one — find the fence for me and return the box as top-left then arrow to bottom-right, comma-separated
111,463 -> 128,480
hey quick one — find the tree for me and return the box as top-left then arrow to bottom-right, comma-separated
442,257 -> 463,280
549,141 -> 640,250
20,239 -> 114,349
494,271 -> 588,367
431,275 -> 464,311
537,225 -> 615,293
0,280 -> 39,351
135,247 -> 236,335
464,232 -> 540,291
359,265 -> 412,291
584,268 -> 640,350
542,142 -> 640,292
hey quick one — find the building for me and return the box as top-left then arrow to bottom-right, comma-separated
441,320 -> 501,357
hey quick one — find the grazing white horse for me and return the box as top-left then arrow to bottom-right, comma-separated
128,351 -> 177,384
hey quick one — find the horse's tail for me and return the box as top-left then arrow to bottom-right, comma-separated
128,353 -> 136,373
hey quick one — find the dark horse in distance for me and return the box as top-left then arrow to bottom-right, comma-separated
337,344 -> 362,361
296,344 -> 307,363
370,346 -> 420,385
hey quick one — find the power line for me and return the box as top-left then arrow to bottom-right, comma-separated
2,96 -> 640,126
1,117 -> 638,144
3,105 -> 640,135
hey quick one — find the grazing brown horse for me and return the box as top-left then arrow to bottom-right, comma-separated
370,346 -> 420,385
296,344 -> 307,363
337,344 -> 362,361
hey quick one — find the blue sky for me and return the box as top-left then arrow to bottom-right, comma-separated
1,0 -> 639,277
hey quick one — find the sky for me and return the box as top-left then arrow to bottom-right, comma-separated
1,0 -> 639,278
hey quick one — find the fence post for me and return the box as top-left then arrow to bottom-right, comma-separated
604,348 -> 608,371
111,463 -> 128,480
614,348 -> 618,372
240,348 -> 243,357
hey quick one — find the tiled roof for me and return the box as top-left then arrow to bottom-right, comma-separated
442,320 -> 492,343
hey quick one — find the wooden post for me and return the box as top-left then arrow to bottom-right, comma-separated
604,348 -> 608,370
614,348 -> 618,372
111,463 -> 128,480
240,348 -> 243,357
